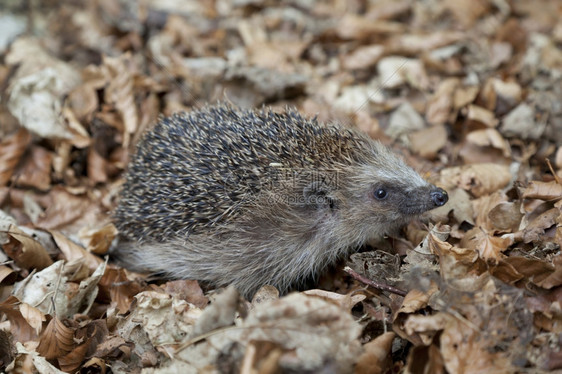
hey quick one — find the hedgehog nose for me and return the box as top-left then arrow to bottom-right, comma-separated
430,188 -> 448,207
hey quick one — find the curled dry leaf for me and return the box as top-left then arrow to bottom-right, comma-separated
355,332 -> 395,374
500,103 -> 544,140
118,290 -> 204,348
428,230 -> 480,279
6,38 -> 81,140
386,102 -> 425,142
394,284 -> 438,345
77,223 -> 118,256
439,313 -> 513,373
342,44 -> 385,70
160,279 -> 208,309
15,342 -> 66,374
0,128 -> 31,187
460,227 -> 514,263
3,224 -> 53,270
50,230 -> 103,271
185,293 -> 362,373
472,191 -> 510,231
36,317 -> 75,360
0,296 -> 39,342
302,289 -> 366,311
98,267 -> 145,314
12,260 -> 106,318
488,201 -> 524,232
102,54 -> 138,147
440,163 -> 512,197
426,78 -> 458,125
13,146 -> 52,191
58,341 -> 89,373
377,56 -> 428,89
521,181 -> 562,201
19,303 -> 46,336
466,128 -> 511,157
408,124 -> 447,159
517,207 -> 559,243
465,105 -> 499,127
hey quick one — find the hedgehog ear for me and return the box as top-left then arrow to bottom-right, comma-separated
303,181 -> 338,210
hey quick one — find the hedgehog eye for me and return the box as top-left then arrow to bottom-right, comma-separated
374,188 -> 388,200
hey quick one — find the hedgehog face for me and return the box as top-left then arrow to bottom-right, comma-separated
339,160 -> 448,239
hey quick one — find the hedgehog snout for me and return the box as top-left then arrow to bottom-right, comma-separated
430,187 -> 448,207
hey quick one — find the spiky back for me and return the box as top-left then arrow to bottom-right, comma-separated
114,104 -> 373,242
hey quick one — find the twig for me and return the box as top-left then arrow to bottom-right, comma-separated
343,266 -> 407,297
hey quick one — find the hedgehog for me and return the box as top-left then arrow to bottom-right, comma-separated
112,104 -> 448,298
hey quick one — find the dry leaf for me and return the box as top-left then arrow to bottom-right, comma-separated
465,105 -> 499,127
408,124 -> 447,159
466,128 -> 511,157
342,45 -> 385,70
13,146 -> 52,191
440,163 -> 512,197
51,230 -> 103,271
460,227 -> 514,263
0,128 -> 31,186
500,103 -> 544,139
521,181 -> 562,201
3,224 -> 53,270
355,332 -> 395,374
426,78 -> 458,125
37,317 -> 76,360
0,296 -> 38,342
78,223 -> 118,256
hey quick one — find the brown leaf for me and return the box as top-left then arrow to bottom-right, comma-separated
0,296 -> 38,342
37,317 -> 76,360
466,129 -> 511,157
93,335 -> 132,359
19,303 -> 46,336
408,124 -> 448,159
342,45 -> 385,70
533,255 -> 562,289
0,265 -> 17,284
87,148 -> 109,184
355,332 -> 395,374
67,84 -> 98,122
439,314 -> 512,372
0,128 -> 31,187
78,223 -> 118,256
465,105 -> 499,127
50,230 -> 103,271
3,224 -> 53,270
454,85 -> 479,110
521,181 -> 562,201
473,191 -> 509,231
336,14 -> 404,39
98,267 -> 144,314
520,207 -> 559,243
440,163 -> 512,197
460,228 -> 514,263
488,201 -> 523,232
103,54 -> 139,147
426,78 -> 459,125
58,341 -> 89,372
13,146 -> 52,191
161,279 -> 209,309
35,187 -> 102,231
